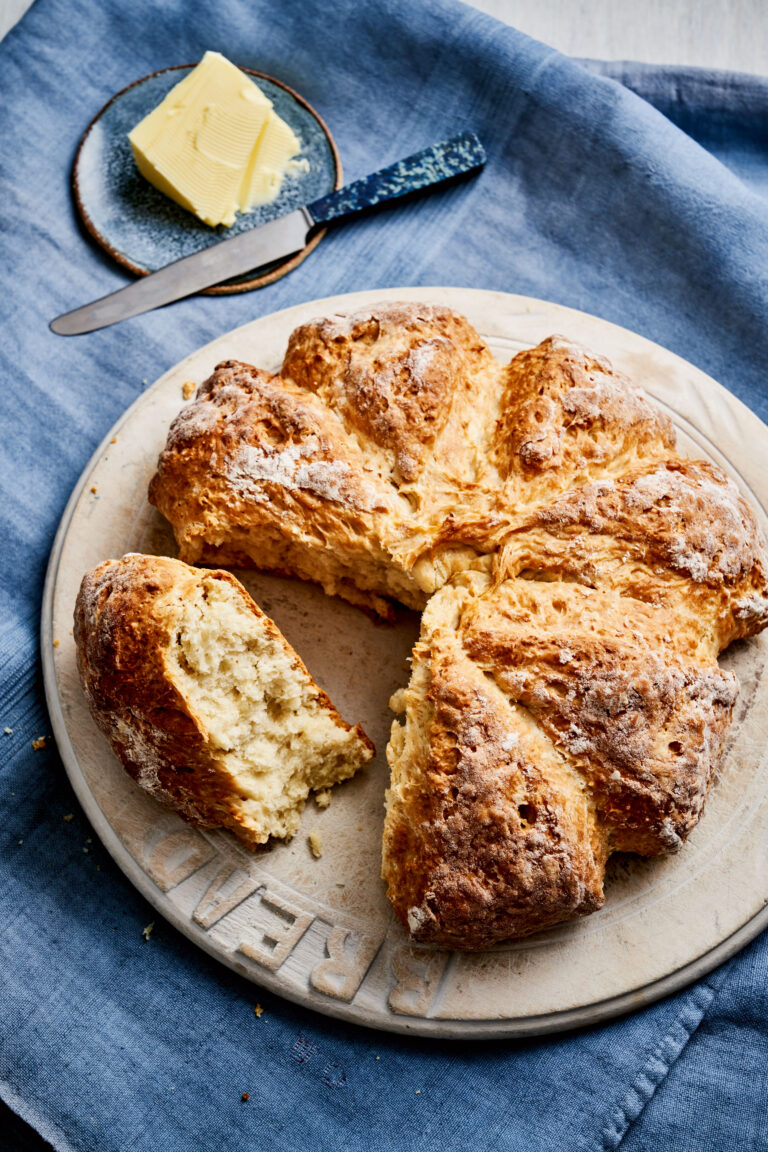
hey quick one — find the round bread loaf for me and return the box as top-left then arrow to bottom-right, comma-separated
143,303 -> 768,946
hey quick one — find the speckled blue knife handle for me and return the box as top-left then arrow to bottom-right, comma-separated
306,131 -> 486,226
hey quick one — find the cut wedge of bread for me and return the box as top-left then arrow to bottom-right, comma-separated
74,554 -> 374,848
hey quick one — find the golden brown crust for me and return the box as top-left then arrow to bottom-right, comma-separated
148,360 -> 424,614
74,555 -> 218,822
282,302 -> 497,483
74,554 -> 373,848
384,617 -> 607,949
462,580 -> 738,855
497,457 -> 768,652
493,336 -> 674,485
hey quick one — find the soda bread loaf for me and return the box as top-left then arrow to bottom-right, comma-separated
74,554 -> 373,848
141,303 -> 768,945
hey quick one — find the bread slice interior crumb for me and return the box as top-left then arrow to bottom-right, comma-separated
165,575 -> 371,842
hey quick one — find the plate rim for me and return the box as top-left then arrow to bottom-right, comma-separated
41,286 -> 768,1038
72,62 -> 343,295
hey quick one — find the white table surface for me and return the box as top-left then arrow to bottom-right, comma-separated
1,0 -> 766,73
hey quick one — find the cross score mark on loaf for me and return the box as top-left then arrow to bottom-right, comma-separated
120,304 -> 768,948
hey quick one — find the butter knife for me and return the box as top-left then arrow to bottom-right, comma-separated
51,131 -> 486,336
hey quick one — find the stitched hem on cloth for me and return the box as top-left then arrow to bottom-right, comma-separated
0,1078 -> 75,1152
595,973 -> 726,1151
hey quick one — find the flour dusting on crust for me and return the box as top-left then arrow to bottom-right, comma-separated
229,438 -> 380,510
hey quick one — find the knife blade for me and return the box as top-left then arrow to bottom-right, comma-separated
51,131 -> 486,336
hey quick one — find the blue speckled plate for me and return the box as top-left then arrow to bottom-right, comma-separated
73,65 -> 341,294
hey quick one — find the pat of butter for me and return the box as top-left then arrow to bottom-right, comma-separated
128,51 -> 302,227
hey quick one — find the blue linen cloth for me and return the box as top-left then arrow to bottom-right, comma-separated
582,60 -> 768,198
2,1 -> 768,1148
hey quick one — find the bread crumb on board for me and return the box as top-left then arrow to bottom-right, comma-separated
182,380 -> 196,400
254,1003 -> 264,1018
314,788 -> 332,809
142,921 -> 155,941
63,813 -> 74,822
32,736 -> 47,751
389,687 -> 407,713
4,727 -> 12,735
307,830 -> 323,859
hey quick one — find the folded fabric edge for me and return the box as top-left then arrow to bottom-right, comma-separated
592,970 -> 728,1151
0,1079 -> 74,1152
577,57 -> 768,118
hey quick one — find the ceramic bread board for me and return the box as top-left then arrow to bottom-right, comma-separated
43,287 -> 768,1038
